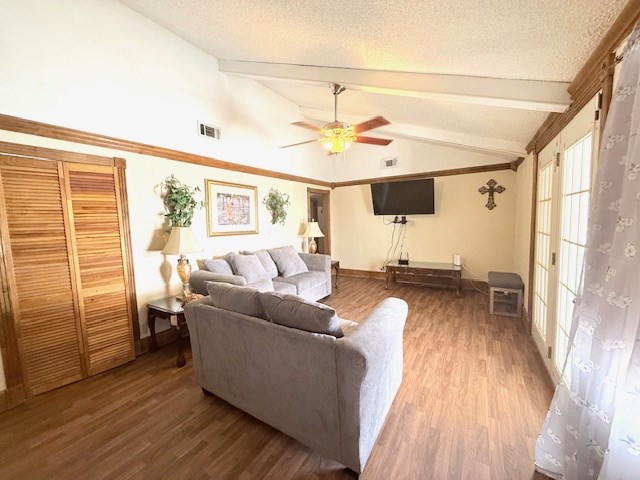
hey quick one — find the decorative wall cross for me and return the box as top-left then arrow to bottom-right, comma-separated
478,179 -> 505,210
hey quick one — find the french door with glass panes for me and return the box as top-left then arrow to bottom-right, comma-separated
531,96 -> 599,383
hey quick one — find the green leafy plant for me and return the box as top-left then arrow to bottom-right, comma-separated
161,175 -> 204,227
263,188 -> 291,225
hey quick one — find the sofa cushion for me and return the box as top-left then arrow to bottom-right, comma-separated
274,271 -> 327,294
243,249 -> 279,279
273,281 -> 297,295
268,246 -> 308,278
190,270 -> 247,295
205,281 -> 266,319
259,291 -> 343,337
226,253 -> 271,284
202,258 -> 233,275
248,279 -> 276,292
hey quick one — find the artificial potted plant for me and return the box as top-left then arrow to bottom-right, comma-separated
160,175 -> 204,298
161,174 -> 203,227
263,188 -> 291,225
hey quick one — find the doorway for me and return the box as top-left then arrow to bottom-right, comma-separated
307,188 -> 331,255
531,95 -> 599,382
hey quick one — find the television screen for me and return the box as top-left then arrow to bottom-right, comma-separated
370,178 -> 435,215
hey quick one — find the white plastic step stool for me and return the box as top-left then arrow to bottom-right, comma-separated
488,271 -> 523,318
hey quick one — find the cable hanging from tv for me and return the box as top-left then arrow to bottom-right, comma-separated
380,220 -> 408,270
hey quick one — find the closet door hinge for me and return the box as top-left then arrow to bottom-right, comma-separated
595,92 -> 603,120
548,346 -> 552,359
555,152 -> 561,167
551,252 -> 556,265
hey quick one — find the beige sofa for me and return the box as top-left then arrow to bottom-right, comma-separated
184,283 -> 408,474
190,246 -> 332,301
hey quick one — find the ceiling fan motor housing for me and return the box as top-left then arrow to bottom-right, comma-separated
319,121 -> 356,153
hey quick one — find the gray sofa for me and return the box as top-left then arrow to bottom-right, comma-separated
184,283 -> 408,474
190,246 -> 331,302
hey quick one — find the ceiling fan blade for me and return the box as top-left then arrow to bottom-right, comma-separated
291,121 -> 321,132
353,116 -> 390,134
280,139 -> 317,149
355,135 -> 393,146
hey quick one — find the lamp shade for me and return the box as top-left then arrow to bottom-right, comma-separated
162,227 -> 202,255
302,221 -> 324,238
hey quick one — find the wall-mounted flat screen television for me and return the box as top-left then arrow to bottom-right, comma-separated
370,178 -> 435,215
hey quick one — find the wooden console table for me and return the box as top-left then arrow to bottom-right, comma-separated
385,261 -> 463,296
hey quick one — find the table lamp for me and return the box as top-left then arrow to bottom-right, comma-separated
162,227 -> 202,298
303,221 -> 324,254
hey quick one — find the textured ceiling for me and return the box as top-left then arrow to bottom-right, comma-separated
120,0 -> 625,81
119,0 -> 627,159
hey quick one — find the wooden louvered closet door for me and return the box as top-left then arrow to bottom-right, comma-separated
64,163 -> 134,375
0,154 -> 135,397
0,157 -> 85,395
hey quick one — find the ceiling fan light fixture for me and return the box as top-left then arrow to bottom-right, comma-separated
319,122 -> 357,154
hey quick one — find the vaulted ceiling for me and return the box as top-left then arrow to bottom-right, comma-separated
120,0 -> 627,160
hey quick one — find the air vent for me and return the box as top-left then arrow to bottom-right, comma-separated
198,121 -> 221,140
381,157 -> 398,169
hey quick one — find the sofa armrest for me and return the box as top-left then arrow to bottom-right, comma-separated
335,297 -> 408,472
299,252 -> 330,272
189,269 -> 247,295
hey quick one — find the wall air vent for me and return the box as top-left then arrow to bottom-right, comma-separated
381,157 -> 398,169
198,121 -> 221,140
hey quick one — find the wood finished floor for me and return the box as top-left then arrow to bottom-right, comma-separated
0,277 -> 553,480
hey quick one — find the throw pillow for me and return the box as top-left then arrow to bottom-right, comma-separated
242,249 -> 278,279
267,246 -> 308,278
202,258 -> 233,275
226,253 -> 271,284
205,281 -> 266,318
259,291 -> 343,337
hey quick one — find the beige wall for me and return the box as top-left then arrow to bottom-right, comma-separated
513,154 -> 534,309
331,170 -> 516,281
0,129 -> 316,340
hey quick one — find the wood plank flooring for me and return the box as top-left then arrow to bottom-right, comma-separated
0,277 -> 553,479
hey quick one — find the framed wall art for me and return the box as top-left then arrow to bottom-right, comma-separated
205,179 -> 258,236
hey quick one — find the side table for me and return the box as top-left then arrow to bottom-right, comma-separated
331,260 -> 340,289
147,296 -> 188,367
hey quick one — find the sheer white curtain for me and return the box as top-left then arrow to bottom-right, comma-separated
535,25 -> 640,479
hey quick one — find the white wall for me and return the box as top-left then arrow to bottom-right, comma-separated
513,154 -> 534,310
0,0 -> 330,182
331,170 -> 516,280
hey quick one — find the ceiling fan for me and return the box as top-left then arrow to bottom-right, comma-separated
281,83 -> 393,154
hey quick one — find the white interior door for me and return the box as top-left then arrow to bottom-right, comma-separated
532,138 -> 559,373
551,104 -> 597,383
532,96 -> 599,381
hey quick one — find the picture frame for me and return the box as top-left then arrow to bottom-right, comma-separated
205,179 -> 258,236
